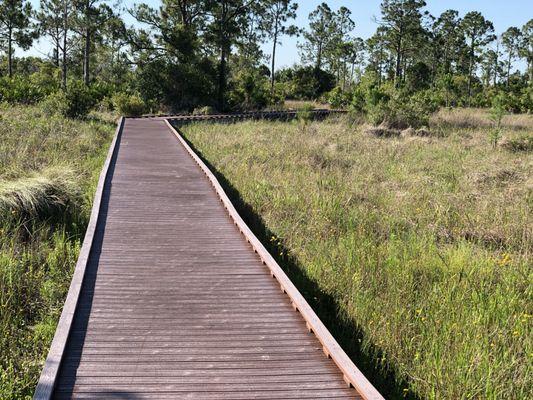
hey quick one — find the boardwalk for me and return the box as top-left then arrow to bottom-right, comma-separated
35,117 -> 383,399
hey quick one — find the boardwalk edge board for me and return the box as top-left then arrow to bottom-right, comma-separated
33,117 -> 125,400
165,109 -> 346,124
165,119 -> 384,400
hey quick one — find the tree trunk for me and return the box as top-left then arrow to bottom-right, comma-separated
83,26 -> 90,85
527,58 -> 533,85
316,42 -> 322,71
467,38 -> 475,106
55,43 -> 60,67
506,52 -> 512,88
393,23 -> 403,87
217,44 -> 228,111
62,0 -> 68,90
394,39 -> 402,87
493,42 -> 499,87
377,48 -> 383,87
270,28 -> 278,93
8,27 -> 13,77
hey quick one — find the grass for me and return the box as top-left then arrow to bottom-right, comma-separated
181,110 -> 532,399
431,107 -> 533,131
0,104 -> 115,398
284,99 -> 330,110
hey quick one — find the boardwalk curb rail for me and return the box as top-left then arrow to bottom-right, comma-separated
33,117 -> 125,400
164,119 -> 384,400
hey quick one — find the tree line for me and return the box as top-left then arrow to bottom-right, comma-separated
0,0 -> 531,114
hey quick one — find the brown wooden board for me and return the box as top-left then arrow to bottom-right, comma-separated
34,117 -> 382,400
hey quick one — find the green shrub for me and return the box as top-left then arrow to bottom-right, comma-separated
112,92 -> 146,117
488,94 -> 506,148
64,82 -> 99,118
364,85 -> 392,126
296,103 -> 315,125
39,82 -> 98,119
361,85 -> 438,129
40,91 -> 69,117
350,85 -> 366,113
275,66 -> 336,100
520,87 -> 532,113
0,76 -> 45,104
392,91 -> 439,129
229,70 -> 271,110
98,96 -> 115,112
326,86 -> 352,108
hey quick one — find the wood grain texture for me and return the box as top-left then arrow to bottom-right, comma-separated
35,116 -> 381,399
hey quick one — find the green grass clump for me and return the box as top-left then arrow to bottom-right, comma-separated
0,105 -> 115,398
182,112 -> 532,399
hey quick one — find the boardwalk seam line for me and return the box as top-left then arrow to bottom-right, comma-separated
164,118 -> 384,400
33,117 -> 124,400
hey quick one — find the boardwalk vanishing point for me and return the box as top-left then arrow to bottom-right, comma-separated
34,114 -> 384,400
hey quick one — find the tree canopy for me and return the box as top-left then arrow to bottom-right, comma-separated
0,0 -> 530,112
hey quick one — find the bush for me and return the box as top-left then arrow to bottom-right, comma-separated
364,84 -> 392,126
326,86 -> 352,108
392,91 -> 439,129
275,66 -> 335,100
0,76 -> 46,104
360,84 -> 438,129
296,103 -> 315,125
520,87 -> 532,113
39,82 -> 99,119
229,70 -> 272,111
40,91 -> 69,117
112,93 -> 146,117
64,82 -> 99,118
97,96 -> 115,112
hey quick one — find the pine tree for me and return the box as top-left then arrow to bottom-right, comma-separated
519,19 -> 532,85
377,0 -> 428,87
460,11 -> 495,103
37,0 -> 72,88
73,0 -> 114,85
204,0 -> 255,110
259,0 -> 298,92
0,0 -> 34,77
501,26 -> 522,87
432,10 -> 463,75
299,3 -> 335,71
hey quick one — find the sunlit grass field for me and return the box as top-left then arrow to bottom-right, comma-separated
182,111 -> 532,399
0,104 -> 115,398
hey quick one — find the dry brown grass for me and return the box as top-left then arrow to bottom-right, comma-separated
431,107 -> 533,131
284,99 -> 331,110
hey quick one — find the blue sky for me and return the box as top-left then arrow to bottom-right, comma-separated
27,0 -> 533,68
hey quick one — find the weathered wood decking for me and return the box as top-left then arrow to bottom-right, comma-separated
35,116 -> 383,399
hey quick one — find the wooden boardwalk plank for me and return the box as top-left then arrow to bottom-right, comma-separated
34,117 -> 382,399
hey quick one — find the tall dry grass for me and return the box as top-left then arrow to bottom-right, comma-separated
182,112 -> 532,399
431,107 -> 533,131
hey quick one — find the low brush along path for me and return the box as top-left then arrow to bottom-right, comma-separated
34,112 -> 383,400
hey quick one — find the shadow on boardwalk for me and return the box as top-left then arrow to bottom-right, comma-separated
177,126 -> 422,400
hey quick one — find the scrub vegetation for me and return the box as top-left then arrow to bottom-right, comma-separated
182,110 -> 532,399
0,104 -> 115,398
